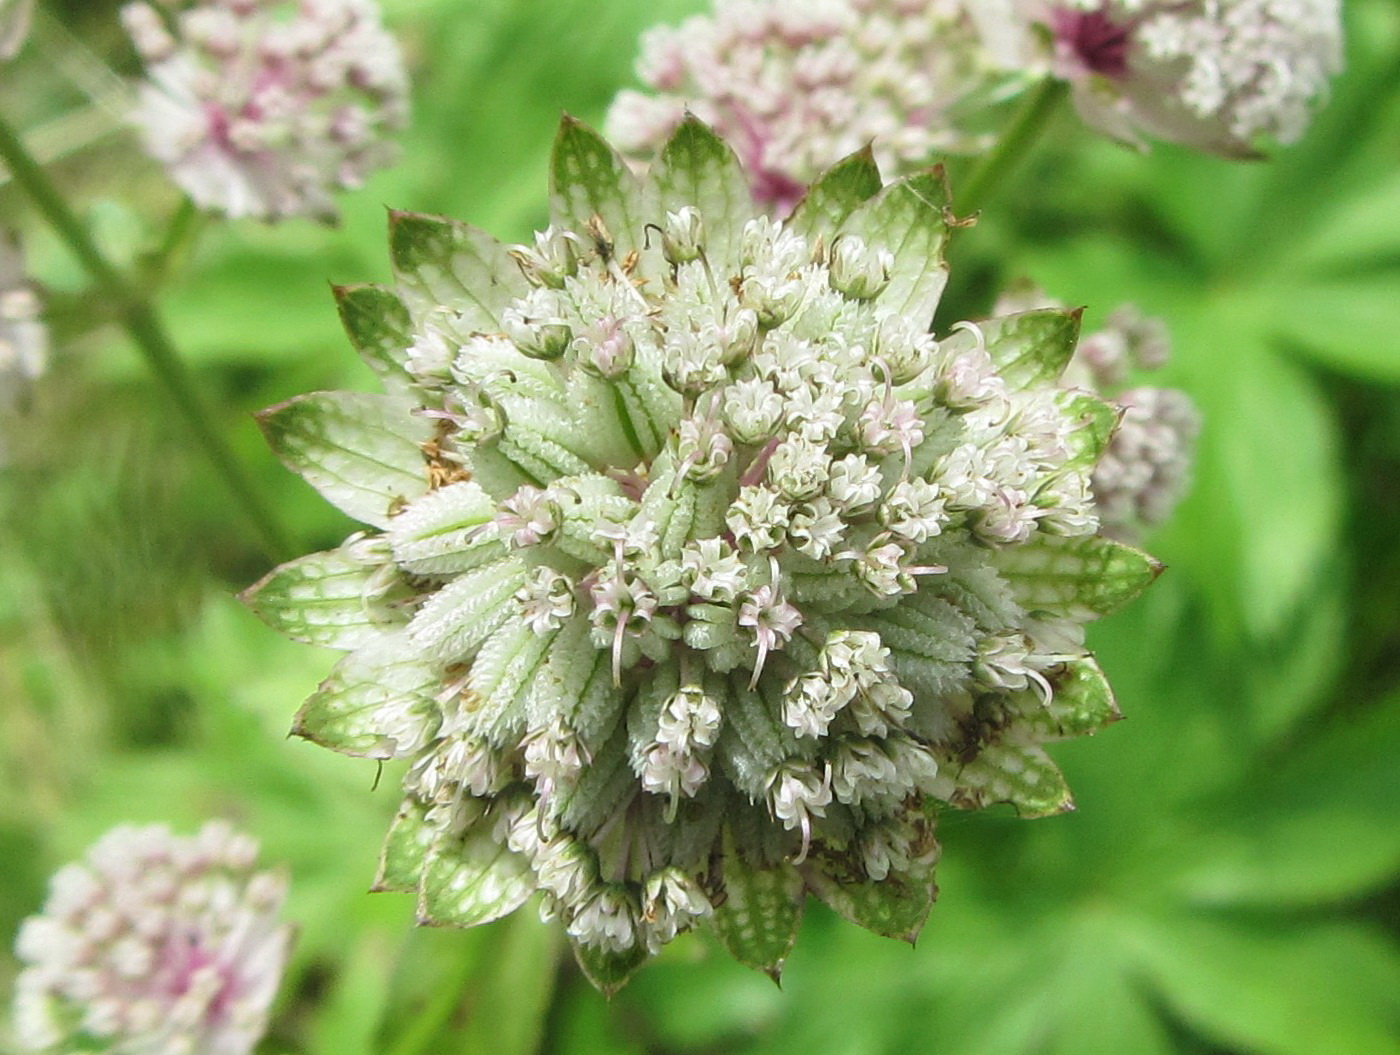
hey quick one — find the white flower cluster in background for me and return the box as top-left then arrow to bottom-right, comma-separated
121,0 -> 409,222
606,0 -> 1017,210
11,821 -> 292,1055
997,285 -> 1199,541
0,0 -> 34,59
1031,0 -> 1344,154
0,234 -> 47,462
247,120 -> 1159,987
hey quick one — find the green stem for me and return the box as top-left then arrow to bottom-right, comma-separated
0,113 -> 291,560
957,77 -> 1069,216
144,196 -> 206,292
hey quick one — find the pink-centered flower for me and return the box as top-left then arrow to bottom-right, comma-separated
1029,0 -> 1343,154
122,0 -> 409,221
11,822 -> 292,1055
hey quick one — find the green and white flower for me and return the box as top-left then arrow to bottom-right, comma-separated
245,116 -> 1158,990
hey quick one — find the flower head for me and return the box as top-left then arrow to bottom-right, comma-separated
606,0 -> 1014,210
11,822 -> 292,1055
122,0 -> 409,221
246,117 -> 1158,990
1029,0 -> 1343,154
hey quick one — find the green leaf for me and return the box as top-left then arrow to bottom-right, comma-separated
293,631 -> 440,759
648,115 -> 752,276
258,391 -> 434,529
841,168 -> 952,324
996,534 -> 1162,621
1175,693 -> 1400,907
785,145 -> 884,242
334,283 -> 415,390
943,743 -> 1073,817
803,863 -> 936,943
551,115 -> 645,261
373,799 -> 435,894
1130,915 -> 1400,1055
242,547 -> 401,650
571,938 -> 649,997
980,308 -> 1082,390
1270,273 -> 1400,384
388,209 -> 529,332
417,823 -> 536,929
711,851 -> 805,979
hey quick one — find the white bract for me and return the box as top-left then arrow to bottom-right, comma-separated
246,117 -> 1159,990
122,0 -> 409,221
606,0 -> 1018,209
11,822 -> 292,1055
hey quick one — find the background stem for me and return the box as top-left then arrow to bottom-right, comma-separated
0,114 -> 292,560
956,77 -> 1069,216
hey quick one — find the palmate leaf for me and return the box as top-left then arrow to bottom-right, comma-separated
1129,915 -> 1400,1055
257,391 -> 435,529
711,847 -> 805,980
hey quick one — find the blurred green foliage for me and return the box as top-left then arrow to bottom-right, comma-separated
2,0 -> 1398,1053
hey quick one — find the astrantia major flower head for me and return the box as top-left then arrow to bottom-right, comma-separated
246,117 -> 1159,990
1026,0 -> 1343,154
11,822 -> 292,1055
122,0 -> 409,222
605,0 -> 1015,211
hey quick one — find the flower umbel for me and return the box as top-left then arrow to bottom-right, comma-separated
246,117 -> 1159,990
606,0 -> 1014,210
11,822 -> 293,1055
122,0 -> 409,222
1027,0 -> 1343,154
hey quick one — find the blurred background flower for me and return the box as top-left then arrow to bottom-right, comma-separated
2,0 -> 1398,1053
12,821 -> 292,1054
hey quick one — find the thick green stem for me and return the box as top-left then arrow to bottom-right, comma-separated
957,77 -> 1070,216
0,114 -> 291,560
